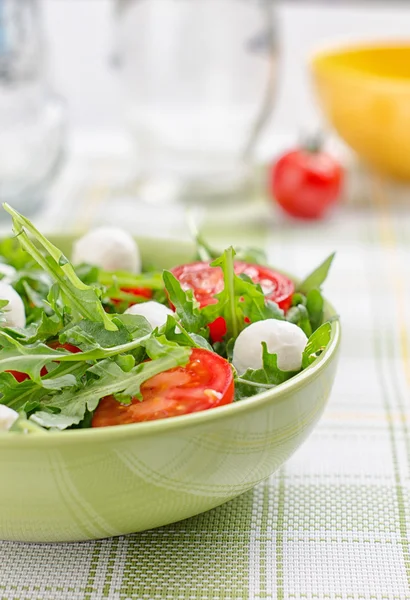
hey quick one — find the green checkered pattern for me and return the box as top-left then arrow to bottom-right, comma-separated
1,161 -> 410,599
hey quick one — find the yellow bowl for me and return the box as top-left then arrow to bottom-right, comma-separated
311,43 -> 410,180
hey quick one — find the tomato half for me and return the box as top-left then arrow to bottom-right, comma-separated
171,261 -> 294,341
92,348 -> 234,427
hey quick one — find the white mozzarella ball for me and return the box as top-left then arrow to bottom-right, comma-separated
72,227 -> 141,273
125,301 -> 174,330
0,405 -> 19,431
0,263 -> 16,284
0,282 -> 26,328
232,319 -> 308,374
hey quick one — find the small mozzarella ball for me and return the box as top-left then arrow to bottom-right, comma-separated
72,227 -> 141,273
0,263 -> 16,284
0,405 -> 19,431
0,282 -> 26,328
233,319 -> 308,374
125,301 -> 174,330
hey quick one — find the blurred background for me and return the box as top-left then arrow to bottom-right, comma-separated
2,0 -> 410,244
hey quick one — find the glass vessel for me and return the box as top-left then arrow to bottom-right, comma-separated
114,0 -> 278,204
0,0 -> 66,213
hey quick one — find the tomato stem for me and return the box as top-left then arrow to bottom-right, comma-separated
302,132 -> 323,154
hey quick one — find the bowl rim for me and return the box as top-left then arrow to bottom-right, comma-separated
310,39 -> 410,85
0,235 -> 341,447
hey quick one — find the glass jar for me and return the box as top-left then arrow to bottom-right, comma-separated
114,0 -> 278,204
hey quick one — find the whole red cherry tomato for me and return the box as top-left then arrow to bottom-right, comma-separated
269,144 -> 343,219
171,261 -> 294,342
92,348 -> 234,426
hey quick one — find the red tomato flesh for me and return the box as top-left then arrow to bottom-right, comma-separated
48,341 -> 82,354
111,286 -> 153,307
171,261 -> 294,342
92,348 -> 234,427
6,370 -> 29,382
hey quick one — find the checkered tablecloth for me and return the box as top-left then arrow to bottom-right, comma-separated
1,153 -> 410,600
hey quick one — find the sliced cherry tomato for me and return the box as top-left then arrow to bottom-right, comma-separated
208,316 -> 227,344
47,341 -> 81,354
121,287 -> 153,300
92,348 -> 234,427
269,146 -> 343,219
7,342 -> 81,382
6,370 -> 29,382
170,261 -> 294,342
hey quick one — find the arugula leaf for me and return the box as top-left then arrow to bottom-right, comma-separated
160,315 -> 213,351
0,360 -> 88,415
0,237 -> 34,270
0,373 -> 49,411
4,203 -> 116,331
297,253 -> 335,295
8,413 -> 48,434
74,263 -> 100,285
98,270 -> 164,291
188,216 -> 267,265
302,322 -> 332,369
12,270 -> 54,324
59,315 -> 151,351
203,248 -> 241,339
286,304 -> 312,337
162,270 -> 205,333
0,326 -> 151,381
115,354 -> 135,372
0,299 -> 9,324
237,275 -> 284,323
30,411 -> 77,430
306,289 -> 324,332
234,342 -> 298,401
291,292 -> 307,307
16,313 -> 63,344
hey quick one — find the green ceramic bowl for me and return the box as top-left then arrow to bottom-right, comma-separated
0,236 -> 340,543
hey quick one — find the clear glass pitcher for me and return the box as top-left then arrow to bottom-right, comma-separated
0,0 -> 66,213
114,0 -> 278,204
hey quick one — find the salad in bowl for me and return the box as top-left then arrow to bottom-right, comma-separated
0,204 -> 335,435
0,204 -> 340,542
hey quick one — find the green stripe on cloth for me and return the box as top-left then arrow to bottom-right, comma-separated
118,491 -> 255,599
